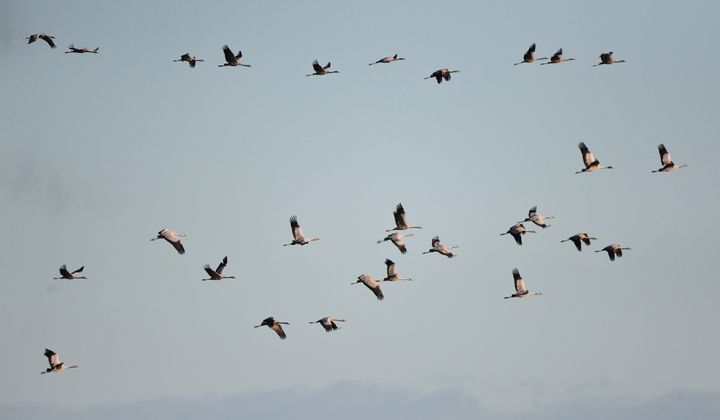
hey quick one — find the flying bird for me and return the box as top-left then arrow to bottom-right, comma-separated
386,203 -> 422,231
514,43 -> 548,65
53,264 -> 87,280
41,349 -> 77,374
174,53 -> 203,68
576,142 -> 614,174
594,52 -> 626,66
219,45 -> 251,67
65,44 -> 98,54
309,316 -> 345,332
561,233 -> 598,251
504,268 -> 542,299
202,256 -> 236,281
151,228 -> 186,254
422,236 -> 458,258
352,274 -> 384,300
254,317 -> 289,339
26,33 -> 56,48
377,232 -> 414,254
540,48 -> 574,65
284,215 -> 320,246
369,54 -> 405,65
596,244 -> 631,261
424,68 -> 460,84
518,206 -> 554,228
501,223 -> 536,246
652,144 -> 687,173
381,259 -> 412,282
306,60 -> 339,76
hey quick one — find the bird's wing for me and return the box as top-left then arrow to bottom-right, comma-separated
385,259 -> 396,277
58,265 -> 71,277
71,266 -> 84,275
365,281 -> 384,300
435,74 -> 443,83
312,60 -> 323,73
658,144 -> 672,165
222,45 -> 235,63
323,62 -> 331,69
528,206 -> 537,217
578,142 -> 595,167
181,53 -> 191,60
443,71 -> 451,81
555,48 -> 562,56
204,265 -> 218,278
235,49 -> 243,59
27,34 -> 38,43
172,241 -> 185,255
273,324 -> 287,339
41,35 -> 56,48
215,256 -> 228,275
431,236 -> 440,247
571,236 -> 582,251
615,248 -> 623,258
512,269 -> 527,293
289,216 -> 304,240
391,238 -> 407,254
511,230 -> 522,245
527,43 -> 536,54
581,235 -> 592,246
45,349 -> 59,367
393,203 -> 407,229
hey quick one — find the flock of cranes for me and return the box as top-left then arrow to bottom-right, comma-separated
26,35 -> 628,82
25,31 -> 690,370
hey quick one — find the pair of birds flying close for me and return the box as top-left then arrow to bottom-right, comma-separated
255,316 -> 346,339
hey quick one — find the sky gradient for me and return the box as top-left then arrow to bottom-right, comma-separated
1,1 -> 719,418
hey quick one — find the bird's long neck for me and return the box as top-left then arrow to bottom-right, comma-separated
223,276 -> 236,279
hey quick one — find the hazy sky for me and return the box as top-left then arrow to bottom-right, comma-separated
1,1 -> 719,418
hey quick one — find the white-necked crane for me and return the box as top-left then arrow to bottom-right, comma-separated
381,259 -> 412,282
596,244 -> 631,261
386,203 -> 422,231
504,268 -> 542,299
422,236 -> 458,258
514,43 -> 548,65
594,52 -> 626,66
424,68 -> 459,84
352,274 -> 384,300
219,45 -> 251,67
377,232 -> 414,254
151,228 -> 186,254
576,142 -> 614,174
26,33 -> 56,48
254,317 -> 289,339
501,223 -> 536,246
309,316 -> 345,332
284,215 -> 320,246
41,349 -> 77,374
561,233 -> 598,251
202,256 -> 236,281
174,53 -> 203,68
652,144 -> 687,173
540,48 -> 574,65
369,54 -> 405,65
53,264 -> 86,280
306,60 -> 339,76
518,206 -> 554,228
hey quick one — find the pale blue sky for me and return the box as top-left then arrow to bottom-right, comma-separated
1,0 -> 719,418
